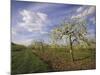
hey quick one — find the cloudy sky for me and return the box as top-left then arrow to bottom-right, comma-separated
11,1 -> 96,46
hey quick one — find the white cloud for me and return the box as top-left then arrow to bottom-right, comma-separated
40,31 -> 49,34
11,9 -> 49,45
13,38 -> 33,46
12,28 -> 17,35
71,6 -> 96,19
76,7 -> 84,12
11,27 -> 19,42
90,17 -> 96,24
88,6 -> 96,14
87,28 -> 96,40
19,9 -> 48,32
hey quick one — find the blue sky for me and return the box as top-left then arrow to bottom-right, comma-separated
11,1 -> 96,45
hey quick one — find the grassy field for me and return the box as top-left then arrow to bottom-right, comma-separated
11,43 -> 96,74
11,43 -> 51,74
32,46 -> 96,71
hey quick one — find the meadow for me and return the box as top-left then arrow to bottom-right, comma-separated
11,43 -> 51,74
11,41 -> 96,74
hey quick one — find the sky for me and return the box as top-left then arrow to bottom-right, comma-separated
11,1 -> 96,46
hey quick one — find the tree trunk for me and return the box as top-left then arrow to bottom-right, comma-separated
69,35 -> 74,62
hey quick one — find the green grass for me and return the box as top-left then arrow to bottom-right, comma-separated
73,48 -> 96,60
11,43 -> 96,74
33,46 -> 96,71
11,44 -> 51,74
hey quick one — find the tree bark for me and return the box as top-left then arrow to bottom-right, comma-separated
69,35 -> 74,62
